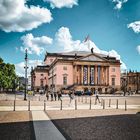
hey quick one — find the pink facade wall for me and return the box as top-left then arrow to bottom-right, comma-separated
44,57 -> 56,65
34,71 -> 48,87
109,65 -> 120,86
54,63 -> 73,85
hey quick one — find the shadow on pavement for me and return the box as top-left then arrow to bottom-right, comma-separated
50,114 -> 140,140
0,120 -> 35,140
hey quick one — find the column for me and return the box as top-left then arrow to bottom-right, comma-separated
73,65 -> 77,84
94,66 -> 97,85
100,66 -> 103,85
88,65 -> 90,85
104,67 -> 106,85
81,65 -> 83,85
107,66 -> 109,85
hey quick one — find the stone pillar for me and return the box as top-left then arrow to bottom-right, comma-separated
81,65 -> 83,85
94,66 -> 97,85
88,65 -> 90,85
100,66 -> 103,85
107,66 -> 109,85
73,65 -> 77,84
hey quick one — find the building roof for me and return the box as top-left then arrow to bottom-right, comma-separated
44,51 -> 118,62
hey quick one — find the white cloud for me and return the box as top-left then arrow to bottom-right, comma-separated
55,26 -> 127,71
0,0 -> 52,32
20,33 -> 53,55
44,0 -> 78,8
112,0 -> 128,10
15,60 -> 43,76
137,45 -> 140,54
127,21 -> 140,33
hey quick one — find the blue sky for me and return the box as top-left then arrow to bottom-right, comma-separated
0,0 -> 140,76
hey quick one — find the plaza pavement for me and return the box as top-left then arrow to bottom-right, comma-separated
0,93 -> 140,111
0,94 -> 140,140
31,111 -> 66,140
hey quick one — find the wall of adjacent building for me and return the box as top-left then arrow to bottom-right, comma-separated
34,71 -> 48,88
48,62 -> 73,91
109,65 -> 120,88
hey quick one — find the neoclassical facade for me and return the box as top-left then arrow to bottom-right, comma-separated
31,51 -> 121,93
121,71 -> 140,93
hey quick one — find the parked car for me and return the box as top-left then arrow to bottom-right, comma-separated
74,91 -> 83,96
39,89 -> 44,94
84,91 -> 92,96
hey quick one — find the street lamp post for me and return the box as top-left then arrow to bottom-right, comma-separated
24,49 -> 28,100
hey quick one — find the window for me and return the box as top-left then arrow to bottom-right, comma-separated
63,76 -> 67,85
112,78 -> 115,86
63,66 -> 67,70
112,68 -> 115,72
40,80 -> 44,87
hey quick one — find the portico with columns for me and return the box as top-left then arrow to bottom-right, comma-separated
73,63 -> 110,90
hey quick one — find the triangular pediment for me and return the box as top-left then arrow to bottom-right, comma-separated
79,54 -> 107,62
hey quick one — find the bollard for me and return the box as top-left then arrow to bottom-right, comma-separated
75,99 -> 77,110
89,97 -> 91,110
103,100 -> 105,109
85,96 -> 87,103
44,100 -> 46,111
109,99 -> 111,107
13,100 -> 16,111
60,100 -> 62,110
28,100 -> 30,111
39,96 -> 40,101
101,99 -> 103,106
82,96 -> 83,102
125,100 -> 127,111
116,99 -> 118,109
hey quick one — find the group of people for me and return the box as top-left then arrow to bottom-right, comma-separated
68,89 -> 101,105
45,88 -> 101,105
46,90 -> 62,101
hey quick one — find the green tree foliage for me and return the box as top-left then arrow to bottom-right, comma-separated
0,57 -> 18,92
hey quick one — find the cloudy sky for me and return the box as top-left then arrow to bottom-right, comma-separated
0,0 -> 140,76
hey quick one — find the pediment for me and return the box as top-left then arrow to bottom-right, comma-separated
79,54 -> 106,62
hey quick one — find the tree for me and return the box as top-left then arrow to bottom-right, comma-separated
0,58 -> 18,92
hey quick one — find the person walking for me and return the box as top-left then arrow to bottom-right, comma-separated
58,90 -> 62,101
69,90 -> 75,106
46,90 -> 49,101
54,92 -> 57,101
50,89 -> 53,101
95,89 -> 100,104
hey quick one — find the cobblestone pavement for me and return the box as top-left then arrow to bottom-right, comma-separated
47,110 -> 140,140
0,111 -> 34,140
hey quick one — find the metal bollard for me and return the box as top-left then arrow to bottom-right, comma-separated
82,96 -> 83,102
103,100 -> 105,109
44,100 -> 46,111
116,99 -> 118,109
109,99 -> 111,107
75,99 -> 77,110
125,100 -> 127,111
85,96 -> 87,103
13,100 -> 16,111
28,100 -> 30,111
39,96 -> 40,101
60,100 -> 62,110
89,97 -> 91,110
101,99 -> 103,106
